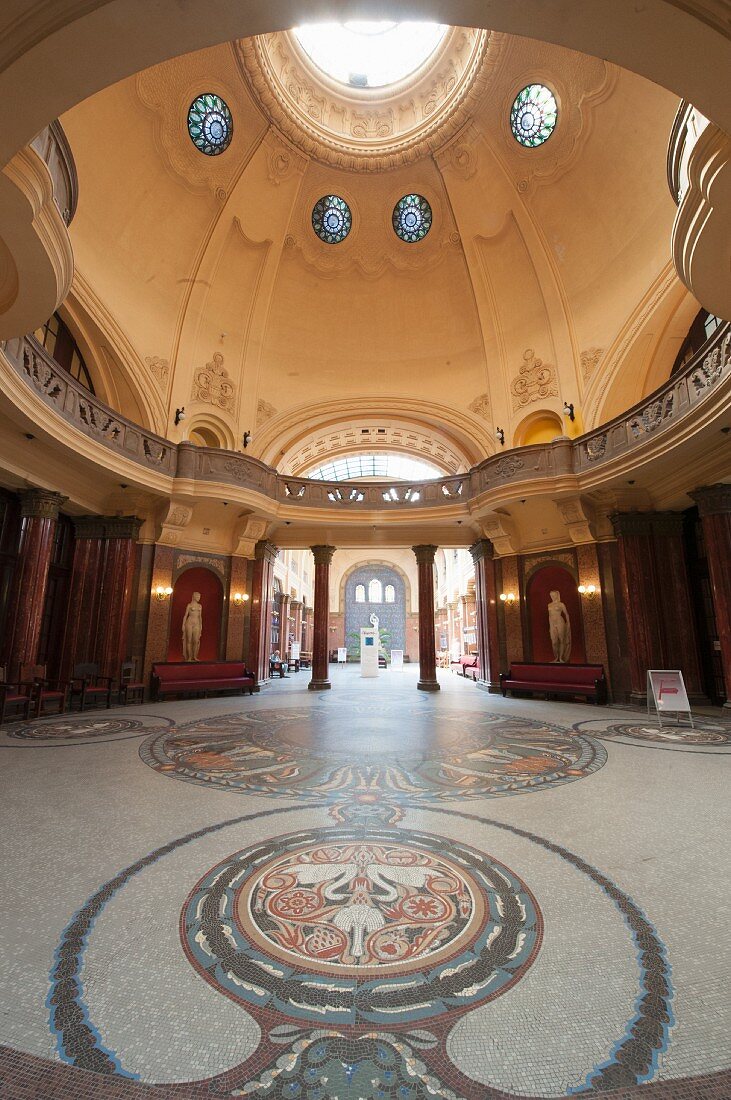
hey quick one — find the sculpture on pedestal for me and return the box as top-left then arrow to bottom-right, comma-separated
548,590 -> 571,663
182,591 -> 203,661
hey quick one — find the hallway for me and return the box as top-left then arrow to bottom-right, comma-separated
0,668 -> 729,1097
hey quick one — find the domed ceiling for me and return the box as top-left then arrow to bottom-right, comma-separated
59,23 -> 686,470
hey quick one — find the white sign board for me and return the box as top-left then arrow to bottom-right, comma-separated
337,647 -> 348,664
290,642 -> 300,661
390,649 -> 404,672
647,670 -> 694,727
360,628 -> 379,678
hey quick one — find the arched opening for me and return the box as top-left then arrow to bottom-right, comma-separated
168,566 -> 224,661
513,411 -> 564,448
525,562 -> 585,664
188,425 -> 223,448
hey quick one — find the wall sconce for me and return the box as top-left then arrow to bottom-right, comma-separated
563,402 -> 575,422
496,427 -> 505,446
233,592 -> 250,605
578,584 -> 598,599
154,585 -> 173,601
174,407 -> 186,426
499,592 -> 516,604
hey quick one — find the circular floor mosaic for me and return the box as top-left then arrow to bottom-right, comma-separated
141,705 -> 605,803
575,719 -> 731,746
181,825 -> 542,1026
7,715 -> 170,741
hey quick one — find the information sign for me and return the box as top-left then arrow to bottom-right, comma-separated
391,649 -> 404,672
337,647 -> 347,664
360,628 -> 379,678
647,670 -> 694,728
290,642 -> 300,661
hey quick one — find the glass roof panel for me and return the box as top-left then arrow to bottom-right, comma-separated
306,454 -> 442,482
293,22 -> 447,89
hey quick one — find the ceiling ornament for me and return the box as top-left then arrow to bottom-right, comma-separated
236,28 -> 500,172
145,355 -> 169,387
468,392 -> 492,419
192,351 -> 235,411
580,347 -> 604,383
511,349 -> 558,410
257,398 -> 277,426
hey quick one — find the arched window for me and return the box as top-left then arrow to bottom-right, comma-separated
34,312 -> 94,393
368,579 -> 382,603
385,584 -> 395,603
671,309 -> 722,375
355,584 -> 365,603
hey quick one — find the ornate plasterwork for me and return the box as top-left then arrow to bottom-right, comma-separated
468,392 -> 492,419
257,398 -> 277,426
511,349 -> 558,411
192,352 -> 235,411
580,347 -> 604,384
287,423 -> 465,476
145,355 -> 169,387
236,28 -> 499,172
158,501 -> 193,546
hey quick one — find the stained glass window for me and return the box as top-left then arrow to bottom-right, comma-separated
188,94 -> 233,156
312,195 -> 352,243
392,194 -> 432,242
510,84 -> 557,147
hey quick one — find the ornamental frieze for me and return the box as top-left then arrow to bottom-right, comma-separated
192,352 -> 235,411
511,349 -> 558,410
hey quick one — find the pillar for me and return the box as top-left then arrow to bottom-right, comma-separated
309,545 -> 335,691
280,593 -> 291,653
4,489 -> 67,677
249,540 -> 278,684
690,485 -> 731,705
413,544 -> 439,692
651,513 -> 704,699
470,539 -> 501,692
95,517 -> 143,680
291,599 -> 303,653
60,515 -> 106,679
611,513 -> 664,703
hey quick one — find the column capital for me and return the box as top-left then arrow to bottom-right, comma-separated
412,544 -> 438,565
254,539 -> 279,563
291,599 -> 303,609
610,511 -> 655,537
469,538 -> 494,563
19,489 -> 67,519
311,544 -> 336,565
73,515 -> 107,539
690,483 -> 731,517
104,516 -> 143,540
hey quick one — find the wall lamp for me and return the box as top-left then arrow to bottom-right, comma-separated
499,592 -> 517,604
496,427 -> 505,446
174,407 -> 186,426
233,592 -> 250,605
578,584 -> 599,599
154,585 -> 173,601
563,402 -> 575,422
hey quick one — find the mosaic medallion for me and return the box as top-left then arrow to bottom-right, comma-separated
141,706 -> 605,805
181,826 -> 541,1026
574,719 -> 731,746
7,715 -> 167,741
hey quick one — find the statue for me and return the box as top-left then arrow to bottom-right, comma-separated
547,589 -> 571,663
182,591 -> 203,661
369,612 -> 380,631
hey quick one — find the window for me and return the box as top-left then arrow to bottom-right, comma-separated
34,313 -> 94,393
312,195 -> 352,244
187,93 -> 233,156
385,584 -> 395,603
355,584 -> 366,603
392,194 -> 432,242
307,454 -> 441,481
368,578 -> 382,603
510,84 -> 558,147
293,22 -> 447,89
671,309 -> 723,375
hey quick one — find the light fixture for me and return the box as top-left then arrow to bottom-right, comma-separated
578,584 -> 598,599
563,402 -> 575,422
174,407 -> 186,426
499,592 -> 516,604
233,592 -> 250,605
242,431 -> 251,448
154,585 -> 173,601
496,427 -> 505,446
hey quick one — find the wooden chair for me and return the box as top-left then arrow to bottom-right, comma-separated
68,663 -> 114,711
119,660 -> 144,705
0,667 -> 32,724
19,664 -> 68,718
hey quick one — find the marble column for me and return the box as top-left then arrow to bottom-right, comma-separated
470,539 -> 502,692
60,515 -> 106,679
95,517 -> 143,681
413,544 -> 439,692
651,512 -> 705,699
309,545 -> 335,691
279,593 -> 292,653
690,484 -> 731,705
291,600 -> 303,653
4,489 -> 67,678
611,513 -> 664,702
249,540 -> 278,684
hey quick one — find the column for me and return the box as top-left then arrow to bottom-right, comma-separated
95,517 -> 143,681
249,540 -> 278,684
413,544 -> 439,692
690,485 -> 731,705
60,515 -> 106,679
279,593 -> 291,654
611,513 -> 664,703
470,539 -> 502,692
4,489 -> 67,677
651,513 -> 705,699
309,545 -> 335,691
291,600 -> 303,650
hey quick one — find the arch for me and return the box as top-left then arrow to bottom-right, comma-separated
344,564 -> 407,655
525,561 -> 585,664
167,565 -> 224,661
338,559 -> 414,616
368,578 -> 383,603
385,584 -> 396,604
513,409 -> 564,447
355,583 -> 365,603
185,412 -> 236,450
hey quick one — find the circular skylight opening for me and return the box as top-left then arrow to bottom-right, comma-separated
293,22 -> 448,89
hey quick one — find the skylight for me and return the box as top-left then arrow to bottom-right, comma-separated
306,454 -> 443,482
293,22 -> 447,89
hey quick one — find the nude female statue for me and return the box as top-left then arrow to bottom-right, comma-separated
547,589 -> 571,663
182,591 -> 203,661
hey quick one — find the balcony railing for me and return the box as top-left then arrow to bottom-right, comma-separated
30,120 -> 78,226
2,321 -> 730,512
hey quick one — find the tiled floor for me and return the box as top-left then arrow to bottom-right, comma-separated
1,665 -> 729,1098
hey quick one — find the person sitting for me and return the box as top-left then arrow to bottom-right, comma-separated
269,651 -> 286,678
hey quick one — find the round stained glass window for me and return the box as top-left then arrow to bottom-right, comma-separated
393,194 -> 432,243
510,84 -> 557,147
187,94 -> 233,156
312,195 -> 352,244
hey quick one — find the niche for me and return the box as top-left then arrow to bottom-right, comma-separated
168,566 -> 223,661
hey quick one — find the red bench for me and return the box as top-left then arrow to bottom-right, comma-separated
451,654 -> 478,678
151,661 -> 256,701
500,662 -> 607,704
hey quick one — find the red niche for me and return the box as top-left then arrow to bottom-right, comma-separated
526,564 -> 586,664
168,567 -> 223,662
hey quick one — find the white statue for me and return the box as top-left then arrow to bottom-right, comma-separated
182,591 -> 203,661
547,589 -> 571,663
369,612 -> 380,631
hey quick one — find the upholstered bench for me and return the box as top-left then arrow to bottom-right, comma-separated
500,662 -> 607,704
451,654 -> 479,677
151,661 -> 256,701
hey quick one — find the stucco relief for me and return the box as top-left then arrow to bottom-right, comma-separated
145,356 -> 169,387
257,399 -> 277,426
511,349 -> 558,411
192,352 -> 235,411
580,347 -> 604,383
468,392 -> 491,419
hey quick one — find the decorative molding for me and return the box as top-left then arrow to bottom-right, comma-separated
555,497 -> 595,545
176,552 -> 226,576
580,347 -> 604,384
481,514 -> 518,555
257,398 -> 277,426
511,349 -> 558,411
263,127 -> 308,185
468,392 -> 492,419
689,483 -> 731,517
494,455 -> 524,478
18,488 -> 67,519
233,515 -> 269,558
192,352 -> 235,411
145,355 -> 169,387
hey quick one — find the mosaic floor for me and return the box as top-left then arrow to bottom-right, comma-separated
1,666 -> 729,1099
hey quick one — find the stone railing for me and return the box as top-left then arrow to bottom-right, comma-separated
667,99 -> 710,205
2,321 -> 730,509
30,120 -> 78,226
